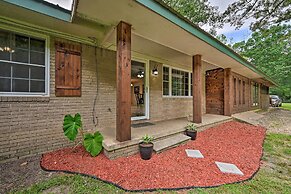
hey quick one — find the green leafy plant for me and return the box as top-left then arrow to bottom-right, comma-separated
185,123 -> 197,131
141,134 -> 154,144
63,113 -> 103,157
84,131 -> 104,157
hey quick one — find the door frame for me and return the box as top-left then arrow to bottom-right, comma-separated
131,57 -> 150,121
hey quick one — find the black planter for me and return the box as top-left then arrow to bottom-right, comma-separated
186,130 -> 197,140
139,142 -> 154,160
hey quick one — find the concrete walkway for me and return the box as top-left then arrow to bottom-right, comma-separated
232,110 -> 264,126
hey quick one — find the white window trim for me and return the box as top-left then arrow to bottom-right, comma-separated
0,28 -> 50,97
162,64 -> 192,98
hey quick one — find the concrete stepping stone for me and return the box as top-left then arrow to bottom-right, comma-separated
215,161 -> 244,175
185,149 -> 204,158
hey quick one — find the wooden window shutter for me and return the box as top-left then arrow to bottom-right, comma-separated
55,42 -> 81,97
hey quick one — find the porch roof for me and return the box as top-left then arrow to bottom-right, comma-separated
0,0 -> 276,86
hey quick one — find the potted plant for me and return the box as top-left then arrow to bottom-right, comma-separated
139,134 -> 154,160
185,123 -> 197,140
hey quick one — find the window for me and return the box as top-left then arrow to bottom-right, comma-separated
190,73 -> 193,96
252,82 -> 259,106
238,79 -> 241,104
233,78 -> 237,105
0,30 -> 47,95
163,66 -> 169,95
243,81 -> 246,104
162,65 -> 192,97
172,69 -> 189,96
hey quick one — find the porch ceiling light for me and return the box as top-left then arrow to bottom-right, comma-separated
0,46 -> 14,53
152,67 -> 158,76
137,70 -> 144,78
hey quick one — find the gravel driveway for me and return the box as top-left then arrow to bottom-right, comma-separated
258,108 -> 291,135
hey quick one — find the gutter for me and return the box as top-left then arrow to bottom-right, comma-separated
3,0 -> 72,22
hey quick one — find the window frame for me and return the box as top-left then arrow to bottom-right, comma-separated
0,28 -> 50,97
162,65 -> 192,98
252,82 -> 259,106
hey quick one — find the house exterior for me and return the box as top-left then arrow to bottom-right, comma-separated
0,0 -> 274,162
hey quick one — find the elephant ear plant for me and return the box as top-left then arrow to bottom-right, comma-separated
63,113 -> 103,157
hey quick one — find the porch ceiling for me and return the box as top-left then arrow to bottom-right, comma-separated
0,0 -> 108,44
76,0 -> 262,79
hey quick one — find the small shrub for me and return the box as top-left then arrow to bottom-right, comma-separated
185,123 -> 197,131
141,134 -> 154,144
63,113 -> 103,157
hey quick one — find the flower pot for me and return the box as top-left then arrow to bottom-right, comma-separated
186,130 -> 197,140
139,142 -> 154,160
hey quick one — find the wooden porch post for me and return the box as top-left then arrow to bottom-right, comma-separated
224,68 -> 233,116
192,55 -> 202,123
116,21 -> 131,142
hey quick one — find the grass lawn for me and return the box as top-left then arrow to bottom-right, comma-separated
281,103 -> 291,111
11,133 -> 291,194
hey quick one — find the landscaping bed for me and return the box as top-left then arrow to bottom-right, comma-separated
41,121 -> 266,191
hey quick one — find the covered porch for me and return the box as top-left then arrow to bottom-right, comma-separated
100,114 -> 232,159
73,0 -> 267,145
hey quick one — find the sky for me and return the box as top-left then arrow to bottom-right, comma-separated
207,0 -> 252,43
45,0 -> 251,43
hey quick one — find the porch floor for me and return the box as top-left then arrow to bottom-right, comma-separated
100,114 -> 232,151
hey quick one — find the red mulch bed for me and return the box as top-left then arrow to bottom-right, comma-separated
41,121 -> 266,191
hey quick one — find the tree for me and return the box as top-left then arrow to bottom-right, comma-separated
222,0 -> 291,30
161,0 -> 222,34
233,25 -> 291,101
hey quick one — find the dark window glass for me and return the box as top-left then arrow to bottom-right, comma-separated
234,78 -> 237,105
163,66 -> 169,95
171,69 -> 188,96
0,62 -> 11,77
30,51 -> 45,65
30,66 -> 45,80
30,38 -> 45,52
239,80 -> 241,104
0,31 -> 11,60
0,78 -> 11,92
15,35 -> 29,49
0,30 -> 46,94
12,49 -> 29,63
12,64 -> 29,79
30,80 -> 45,92
12,79 -> 29,92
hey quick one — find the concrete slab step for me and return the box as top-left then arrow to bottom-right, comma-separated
153,133 -> 191,153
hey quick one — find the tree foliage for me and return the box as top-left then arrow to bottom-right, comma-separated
222,0 -> 291,30
162,0 -> 222,34
233,25 -> 291,101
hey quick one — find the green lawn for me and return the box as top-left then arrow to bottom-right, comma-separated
11,133 -> 291,194
281,103 -> 291,111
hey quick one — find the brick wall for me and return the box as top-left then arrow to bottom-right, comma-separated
149,61 -> 193,121
0,38 -> 116,162
205,68 -> 224,115
0,36 -> 271,162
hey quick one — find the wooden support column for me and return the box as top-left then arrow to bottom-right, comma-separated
224,68 -> 233,116
192,55 -> 202,123
116,21 -> 131,142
